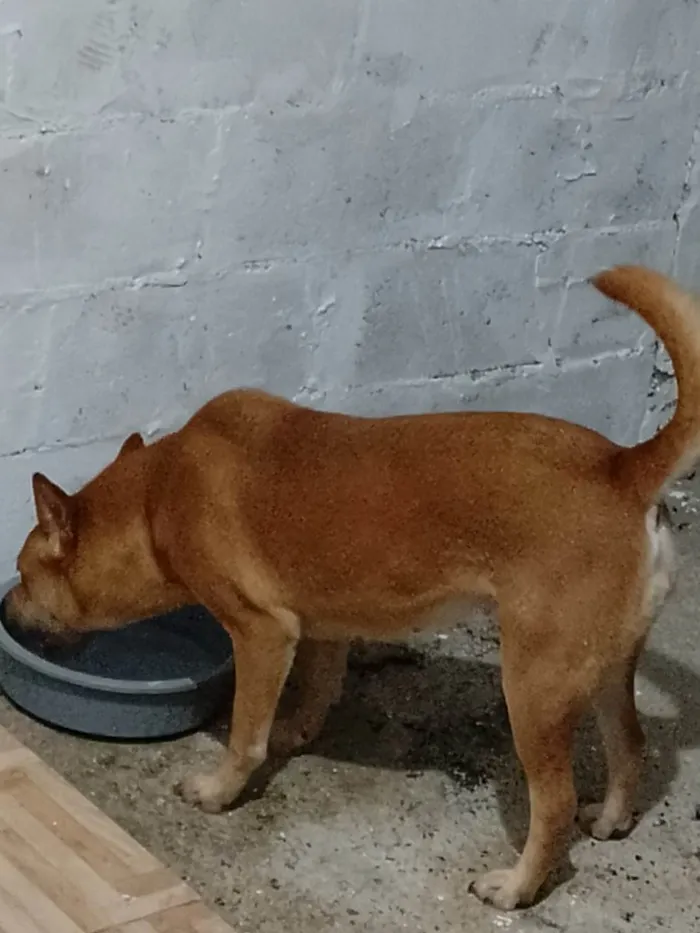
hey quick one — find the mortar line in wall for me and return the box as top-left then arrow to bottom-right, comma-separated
0,104 -> 247,142
0,67 -> 686,144
1,344 -> 649,463
2,271 -> 192,304
0,429 -> 156,462
221,217 -> 672,267
227,218 -> 671,267
2,220 -> 674,305
339,344 -> 648,396
0,87 -> 565,141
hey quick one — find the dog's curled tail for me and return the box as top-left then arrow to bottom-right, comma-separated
592,265 -> 700,502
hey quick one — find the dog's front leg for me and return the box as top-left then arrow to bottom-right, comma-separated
178,606 -> 299,813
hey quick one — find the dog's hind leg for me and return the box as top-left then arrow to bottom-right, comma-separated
578,641 -> 646,841
471,596 -> 596,910
270,638 -> 349,756
579,504 -> 675,840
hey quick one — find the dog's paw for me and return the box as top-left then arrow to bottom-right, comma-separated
577,802 -> 635,841
470,869 -> 532,911
175,771 -> 236,814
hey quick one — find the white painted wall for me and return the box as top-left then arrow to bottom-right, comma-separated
1,1 -> 698,578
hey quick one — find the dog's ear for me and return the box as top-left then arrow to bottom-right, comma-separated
118,432 -> 145,458
32,473 -> 75,555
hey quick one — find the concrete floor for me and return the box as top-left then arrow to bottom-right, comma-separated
2,480 -> 700,932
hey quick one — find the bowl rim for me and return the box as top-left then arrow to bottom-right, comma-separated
0,579 -> 232,696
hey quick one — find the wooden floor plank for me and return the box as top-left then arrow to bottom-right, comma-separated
106,903 -> 237,933
0,849 -> 84,933
19,761 -> 162,876
0,806 -> 108,931
0,726 -> 236,933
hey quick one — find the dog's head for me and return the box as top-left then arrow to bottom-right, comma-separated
5,432 -> 188,640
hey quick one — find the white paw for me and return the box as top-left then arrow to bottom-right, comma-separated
470,868 -> 530,911
578,802 -> 634,841
176,771 -> 234,813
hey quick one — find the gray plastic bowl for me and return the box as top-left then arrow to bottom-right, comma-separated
0,580 -> 233,740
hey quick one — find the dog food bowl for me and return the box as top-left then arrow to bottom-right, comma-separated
0,580 -> 233,740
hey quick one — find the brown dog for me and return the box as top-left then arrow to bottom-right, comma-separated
6,266 -> 695,910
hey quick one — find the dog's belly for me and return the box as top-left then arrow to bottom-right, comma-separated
410,594 -> 491,635
300,592 -> 491,642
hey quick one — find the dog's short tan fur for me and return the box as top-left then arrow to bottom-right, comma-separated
7,266 -> 698,909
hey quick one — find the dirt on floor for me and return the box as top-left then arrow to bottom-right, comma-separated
2,479 -> 700,932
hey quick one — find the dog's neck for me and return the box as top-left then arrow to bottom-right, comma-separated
72,443 -> 190,619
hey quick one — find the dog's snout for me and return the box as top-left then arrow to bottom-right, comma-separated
3,585 -> 56,634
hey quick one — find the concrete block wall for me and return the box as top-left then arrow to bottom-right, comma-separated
1,0 -> 699,580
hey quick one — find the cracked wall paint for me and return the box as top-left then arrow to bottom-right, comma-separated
1,0 -> 700,577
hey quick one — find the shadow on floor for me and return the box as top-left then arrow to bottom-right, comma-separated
207,637 -> 700,867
